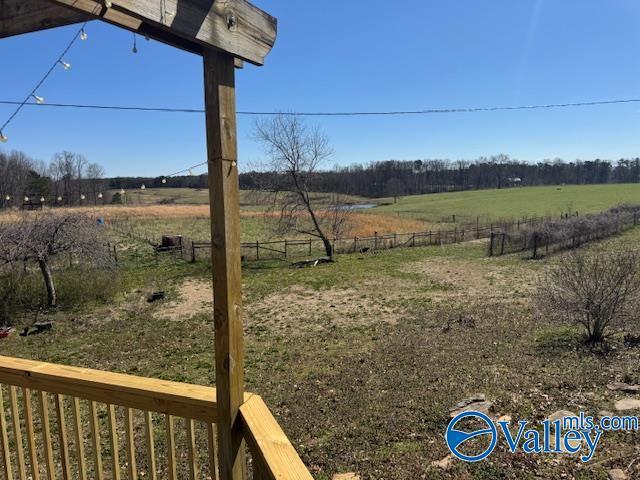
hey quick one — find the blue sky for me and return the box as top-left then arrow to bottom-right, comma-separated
1,0 -> 640,176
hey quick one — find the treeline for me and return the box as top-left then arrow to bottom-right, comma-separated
241,155 -> 640,198
0,150 -> 106,207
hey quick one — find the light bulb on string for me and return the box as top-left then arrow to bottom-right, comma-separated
98,192 -> 103,199
80,194 -> 86,200
161,178 -> 167,184
24,196 -> 29,202
0,132 -> 7,143
32,95 -> 45,104
57,196 -> 62,202
5,195 -> 10,201
59,60 -> 71,70
120,189 -> 126,195
132,33 -> 138,54
40,197 -> 45,203
80,29 -> 88,41
140,184 -> 146,190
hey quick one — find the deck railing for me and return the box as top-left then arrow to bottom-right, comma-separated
0,356 -> 312,480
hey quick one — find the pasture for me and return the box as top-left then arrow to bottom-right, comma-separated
2,185 -> 640,479
375,183 -> 640,222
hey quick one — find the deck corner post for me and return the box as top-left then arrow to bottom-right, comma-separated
203,48 -> 246,480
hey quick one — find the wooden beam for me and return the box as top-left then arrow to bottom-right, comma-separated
0,355 -> 255,423
46,0 -> 276,65
239,395 -> 313,480
0,0 -> 91,39
203,49 -> 245,480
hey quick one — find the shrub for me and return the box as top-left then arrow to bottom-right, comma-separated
536,250 -> 640,344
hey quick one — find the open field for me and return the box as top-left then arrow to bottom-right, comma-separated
374,183 -> 640,222
3,203 -> 640,478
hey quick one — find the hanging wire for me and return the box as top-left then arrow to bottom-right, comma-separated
0,23 -> 88,137
2,97 -> 640,117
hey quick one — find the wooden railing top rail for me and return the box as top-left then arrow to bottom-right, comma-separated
240,395 -> 313,480
0,356 -> 246,423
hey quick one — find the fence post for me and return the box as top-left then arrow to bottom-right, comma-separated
191,243 -> 196,263
256,241 -> 259,260
476,216 -> 480,239
500,233 -> 506,255
113,245 -> 118,264
489,232 -> 495,256
532,233 -> 538,259
374,231 -> 378,250
354,237 -> 358,252
393,233 -> 397,248
452,214 -> 456,223
284,240 -> 288,259
454,227 -> 457,243
429,231 -> 432,245
412,233 -> 416,247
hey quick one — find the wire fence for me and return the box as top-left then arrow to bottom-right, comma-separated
108,213 -> 574,263
488,206 -> 640,258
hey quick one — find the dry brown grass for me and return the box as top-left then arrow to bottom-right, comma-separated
0,205 -> 432,238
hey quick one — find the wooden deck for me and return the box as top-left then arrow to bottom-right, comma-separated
0,356 -> 312,480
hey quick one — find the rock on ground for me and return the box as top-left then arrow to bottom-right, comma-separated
450,393 -> 494,418
608,469 -> 628,480
333,474 -> 361,480
614,399 -> 640,411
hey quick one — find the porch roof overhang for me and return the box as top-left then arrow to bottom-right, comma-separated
0,0 -> 277,65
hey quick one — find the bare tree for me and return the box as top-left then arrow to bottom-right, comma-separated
254,114 -> 336,257
536,250 -> 640,344
0,213 -> 114,307
86,163 -> 106,205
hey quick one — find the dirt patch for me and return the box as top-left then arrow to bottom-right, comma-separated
402,257 -> 538,302
154,278 -> 213,321
246,279 -> 417,334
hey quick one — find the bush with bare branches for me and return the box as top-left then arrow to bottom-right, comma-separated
536,249 -> 640,344
0,213 -> 115,310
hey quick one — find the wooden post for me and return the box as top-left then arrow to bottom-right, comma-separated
204,49 -> 246,480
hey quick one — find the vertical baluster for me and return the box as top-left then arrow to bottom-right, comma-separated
0,387 -> 13,480
54,395 -> 72,480
9,387 -> 27,480
22,388 -> 40,480
165,415 -> 177,480
38,392 -> 56,480
71,398 -> 87,480
207,424 -> 219,480
124,409 -> 137,480
144,412 -> 157,480
107,405 -> 121,480
89,401 -> 104,480
186,419 -> 198,480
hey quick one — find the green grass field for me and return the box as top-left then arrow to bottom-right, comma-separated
373,184 -> 640,222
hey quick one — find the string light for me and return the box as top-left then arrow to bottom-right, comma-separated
5,195 -> 10,201
98,192 -> 103,199
40,197 -> 45,203
80,29 -> 88,41
0,23 -> 87,142
120,189 -> 125,195
24,196 -> 29,202
80,194 -> 86,200
161,178 -> 167,184
140,184 -> 146,190
57,196 -> 62,202
132,33 -> 138,54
